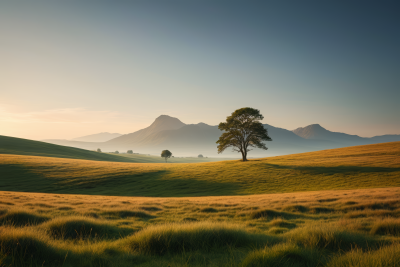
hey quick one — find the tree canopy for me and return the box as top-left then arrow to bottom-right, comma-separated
161,150 -> 172,162
216,107 -> 272,161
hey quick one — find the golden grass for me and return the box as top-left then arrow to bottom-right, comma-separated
0,187 -> 400,266
1,141 -> 400,197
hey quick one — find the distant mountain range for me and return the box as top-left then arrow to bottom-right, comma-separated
44,115 -> 400,157
71,132 -> 122,142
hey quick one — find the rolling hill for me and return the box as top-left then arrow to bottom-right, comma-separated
44,115 -> 400,157
1,141 -> 399,197
0,135 -> 229,163
0,135 -> 137,162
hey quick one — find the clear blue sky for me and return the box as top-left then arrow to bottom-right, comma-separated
1,1 -> 399,139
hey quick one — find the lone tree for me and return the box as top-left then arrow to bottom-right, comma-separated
198,154 -> 203,158
161,150 -> 172,163
127,150 -> 133,154
216,107 -> 272,161
97,148 -> 102,152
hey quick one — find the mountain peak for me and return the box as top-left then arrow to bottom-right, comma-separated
292,124 -> 329,139
149,115 -> 185,131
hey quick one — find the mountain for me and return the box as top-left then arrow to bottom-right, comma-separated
0,135 -> 136,162
292,124 -> 400,146
72,132 -> 122,142
43,115 -> 400,157
292,124 -> 366,145
106,115 -> 185,147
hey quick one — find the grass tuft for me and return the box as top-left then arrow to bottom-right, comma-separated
126,222 -> 271,255
370,218 -> 400,236
282,205 -> 309,213
102,210 -> 154,219
0,228 -> 65,266
0,210 -> 48,226
42,216 -> 134,240
250,209 -> 297,220
241,243 -> 324,267
288,224 -> 383,251
326,243 -> 400,267
200,207 -> 218,213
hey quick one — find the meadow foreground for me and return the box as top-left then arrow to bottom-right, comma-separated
1,187 -> 400,266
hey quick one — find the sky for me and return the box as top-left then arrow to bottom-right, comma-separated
1,1 -> 399,140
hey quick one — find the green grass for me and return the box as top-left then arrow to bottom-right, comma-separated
0,135 -> 138,162
0,141 -> 399,197
0,135 -> 229,164
1,188 -> 399,266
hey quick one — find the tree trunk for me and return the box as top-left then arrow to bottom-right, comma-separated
241,149 -> 247,161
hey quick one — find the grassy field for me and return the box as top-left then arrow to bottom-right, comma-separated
112,153 -> 236,163
1,142 -> 399,196
0,135 -> 229,164
0,188 -> 400,266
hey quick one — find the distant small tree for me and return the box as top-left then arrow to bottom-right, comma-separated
127,150 -> 133,154
115,150 -> 119,154
161,150 -> 172,163
97,148 -> 102,152
198,154 -> 203,158
217,107 -> 272,161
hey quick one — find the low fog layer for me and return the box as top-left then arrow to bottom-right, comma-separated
44,115 -> 400,158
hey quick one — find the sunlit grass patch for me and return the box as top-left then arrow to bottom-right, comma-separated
287,224 -> 384,251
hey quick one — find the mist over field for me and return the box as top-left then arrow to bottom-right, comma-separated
44,114 -> 400,158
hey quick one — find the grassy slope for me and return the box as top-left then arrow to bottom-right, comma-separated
0,135 -> 228,163
1,188 -> 400,266
0,135 -> 139,162
1,141 -> 399,196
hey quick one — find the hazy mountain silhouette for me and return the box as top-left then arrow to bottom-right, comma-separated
292,124 -> 365,144
72,132 -> 122,142
44,115 -> 400,157
106,115 -> 185,146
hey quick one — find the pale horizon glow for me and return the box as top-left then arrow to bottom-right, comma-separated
1,2 -> 399,140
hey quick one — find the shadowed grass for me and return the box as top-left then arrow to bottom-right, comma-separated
282,205 -> 309,213
101,210 -> 154,219
326,243 -> 400,267
0,210 -> 49,226
0,228 -> 66,266
250,209 -> 299,220
42,216 -> 134,240
241,243 -> 325,267
370,218 -> 400,236
125,222 -> 276,255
